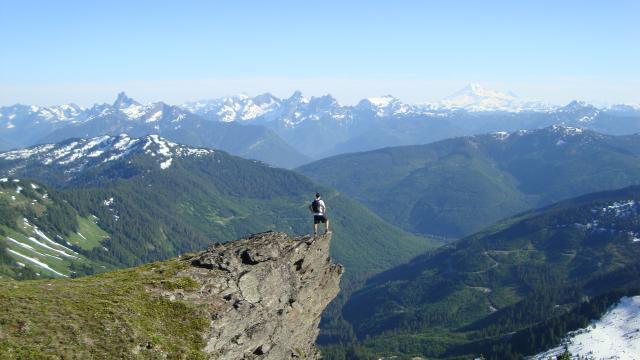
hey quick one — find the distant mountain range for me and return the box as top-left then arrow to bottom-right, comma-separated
182,85 -> 640,158
0,93 -> 309,168
299,125 -> 640,238
0,134 -> 439,280
180,84 -> 568,121
181,83 -> 639,122
2,85 -> 639,164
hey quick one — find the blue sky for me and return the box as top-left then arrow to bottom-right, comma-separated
1,0 -> 638,106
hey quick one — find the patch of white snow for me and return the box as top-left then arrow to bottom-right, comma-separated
532,296 -> 640,360
7,249 -> 68,277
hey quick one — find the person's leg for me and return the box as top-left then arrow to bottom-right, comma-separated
325,219 -> 330,233
313,222 -> 318,234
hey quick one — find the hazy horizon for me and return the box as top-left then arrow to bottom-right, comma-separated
3,79 -> 640,108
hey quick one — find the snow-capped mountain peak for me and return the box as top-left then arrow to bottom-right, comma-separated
0,103 -> 85,128
356,95 -> 414,117
433,83 -> 555,112
181,93 -> 282,122
110,92 -> 161,121
78,94 -> 191,125
112,92 -> 140,109
0,134 -> 214,173
439,83 -> 519,111
38,103 -> 85,122
557,100 -> 600,114
365,95 -> 397,108
554,100 -> 601,123
274,92 -> 348,127
466,83 -> 515,99
284,90 -> 310,105
252,92 -> 279,106
557,100 -> 598,113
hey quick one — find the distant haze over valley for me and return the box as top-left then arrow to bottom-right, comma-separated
4,83 -> 639,110
4,79 -> 639,109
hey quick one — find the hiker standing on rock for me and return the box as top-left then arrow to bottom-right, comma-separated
309,193 -> 330,235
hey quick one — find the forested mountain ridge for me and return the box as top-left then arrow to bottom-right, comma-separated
299,125 -> 640,238
328,186 -> 640,359
0,135 -> 439,279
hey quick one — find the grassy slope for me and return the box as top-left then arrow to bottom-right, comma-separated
66,215 -> 109,250
0,180 -> 110,279
0,258 -> 208,359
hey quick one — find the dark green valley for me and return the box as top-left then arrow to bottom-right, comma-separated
325,186 -> 640,359
299,126 -> 640,239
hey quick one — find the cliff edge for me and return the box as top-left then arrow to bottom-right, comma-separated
0,232 -> 342,359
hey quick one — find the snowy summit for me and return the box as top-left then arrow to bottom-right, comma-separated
438,83 -> 548,112
0,134 -> 214,172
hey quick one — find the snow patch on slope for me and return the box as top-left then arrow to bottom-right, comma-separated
160,158 -> 172,169
6,236 -> 62,260
549,124 -> 584,136
492,131 -> 511,141
571,199 -> 640,242
532,296 -> 640,360
7,249 -> 68,277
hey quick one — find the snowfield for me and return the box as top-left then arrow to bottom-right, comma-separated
532,296 -> 640,360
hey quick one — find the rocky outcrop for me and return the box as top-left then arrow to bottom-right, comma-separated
173,231 -> 342,359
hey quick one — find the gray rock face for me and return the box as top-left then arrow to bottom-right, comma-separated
178,231 -> 342,359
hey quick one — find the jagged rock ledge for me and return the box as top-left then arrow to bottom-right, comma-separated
173,231 -> 342,359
